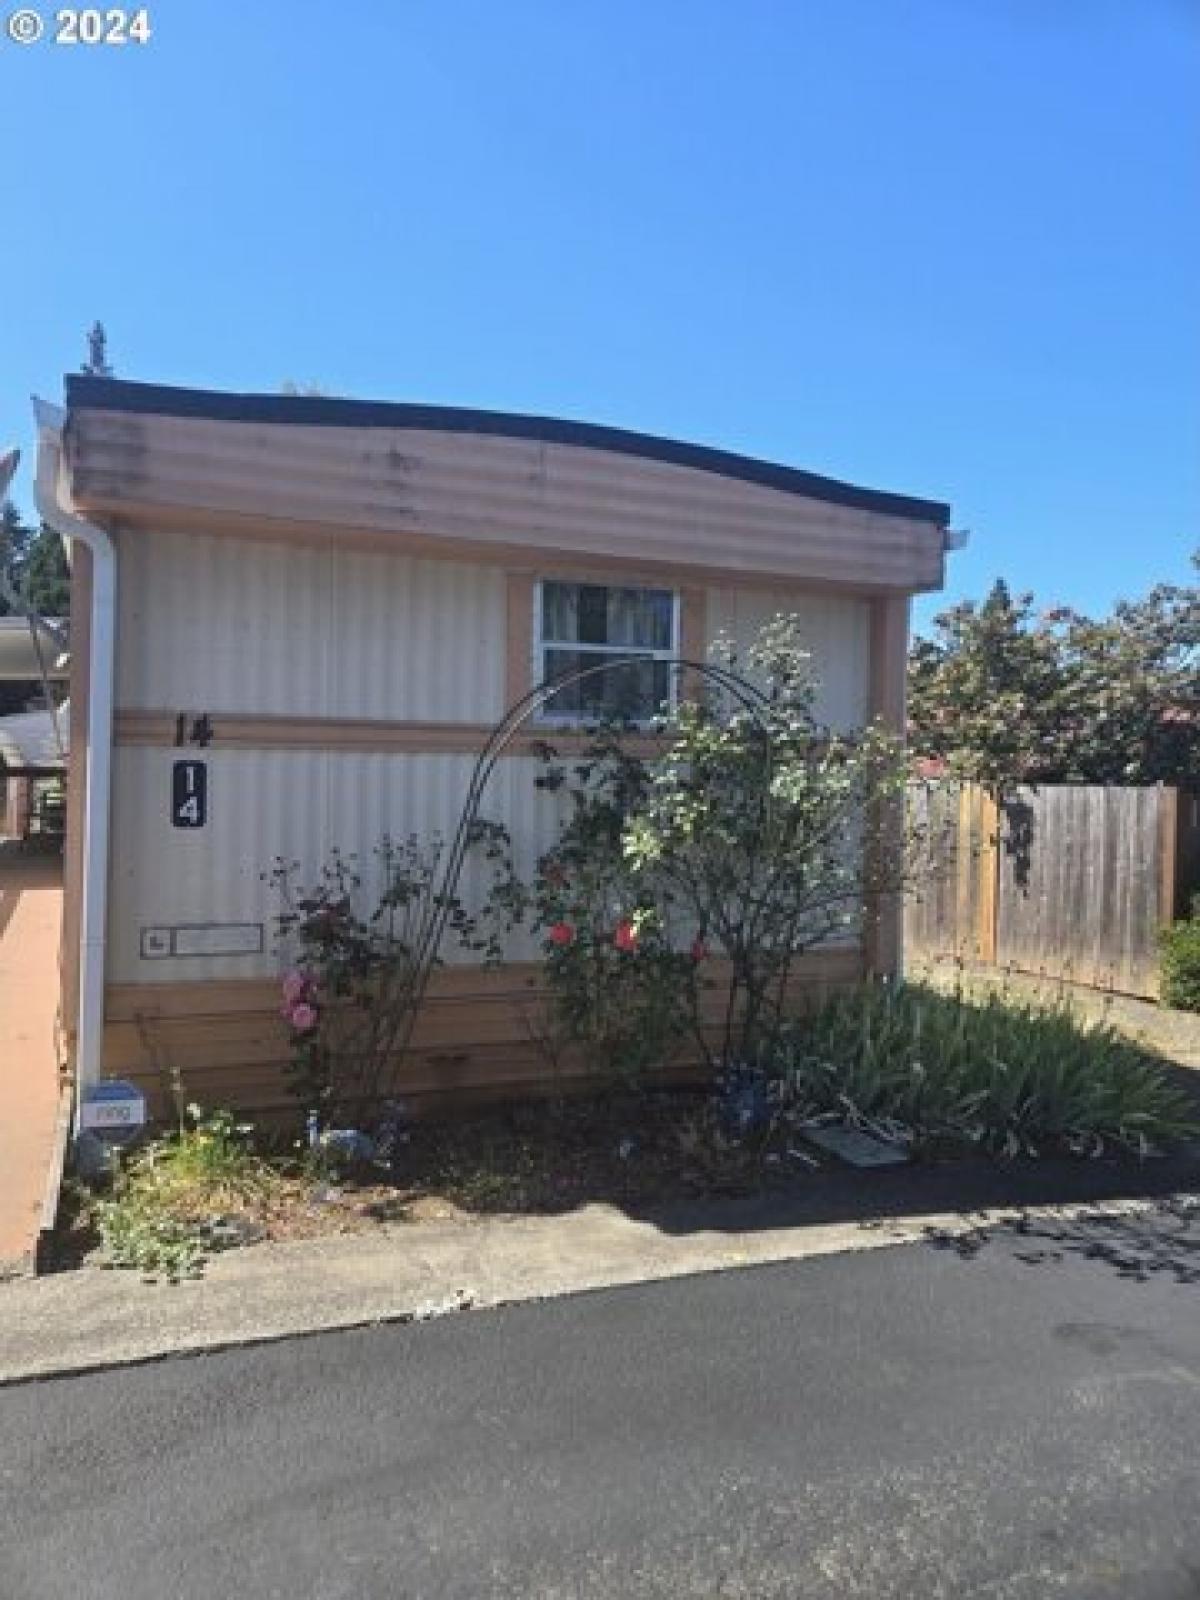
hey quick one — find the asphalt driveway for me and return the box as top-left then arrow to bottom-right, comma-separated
3,1201 -> 1199,1598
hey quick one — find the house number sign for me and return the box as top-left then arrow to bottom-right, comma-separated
172,759 -> 208,828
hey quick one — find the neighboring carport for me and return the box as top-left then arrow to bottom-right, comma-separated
0,702 -> 67,839
0,614 -> 69,682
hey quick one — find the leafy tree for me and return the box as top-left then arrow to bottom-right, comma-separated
1058,565 -> 1199,784
908,581 -> 1067,786
909,558 -> 1199,786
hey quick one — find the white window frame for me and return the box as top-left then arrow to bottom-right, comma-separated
532,579 -> 681,725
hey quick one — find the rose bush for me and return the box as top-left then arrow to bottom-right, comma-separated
267,825 -> 525,1123
529,800 -> 695,1085
531,617 -> 915,1077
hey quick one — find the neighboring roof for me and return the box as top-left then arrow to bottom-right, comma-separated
912,755 -> 949,781
65,374 -> 951,527
0,618 -> 70,682
0,704 -> 68,772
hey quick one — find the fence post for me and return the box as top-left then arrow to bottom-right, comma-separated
953,784 -> 999,966
865,595 -> 909,979
976,786 -> 1000,965
955,785 -> 973,959
1158,786 -> 1180,926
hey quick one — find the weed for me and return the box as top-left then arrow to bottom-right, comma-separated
94,1106 -> 280,1281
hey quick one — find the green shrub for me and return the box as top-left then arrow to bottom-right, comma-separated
770,982 -> 1196,1158
1160,919 -> 1200,1013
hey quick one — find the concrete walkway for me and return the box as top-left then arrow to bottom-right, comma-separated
3,1190 -> 1195,1385
0,842 -> 65,1275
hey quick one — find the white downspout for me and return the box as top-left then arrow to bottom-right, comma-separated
32,397 -> 115,1106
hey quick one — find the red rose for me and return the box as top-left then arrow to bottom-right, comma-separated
549,921 -> 576,947
613,920 -> 639,953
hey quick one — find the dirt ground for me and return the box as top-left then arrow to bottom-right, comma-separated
46,1088 -> 810,1272
47,970 -> 1200,1278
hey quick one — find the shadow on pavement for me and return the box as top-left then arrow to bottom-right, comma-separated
922,1193 -> 1200,1286
619,1146 -> 1200,1242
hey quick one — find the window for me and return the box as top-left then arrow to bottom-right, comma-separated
535,580 -> 679,722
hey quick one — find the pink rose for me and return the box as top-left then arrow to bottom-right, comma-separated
282,969 -> 310,1005
289,1002 -> 319,1034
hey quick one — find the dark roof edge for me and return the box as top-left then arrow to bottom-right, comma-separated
64,374 -> 951,525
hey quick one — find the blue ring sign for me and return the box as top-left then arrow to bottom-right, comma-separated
80,1079 -> 147,1136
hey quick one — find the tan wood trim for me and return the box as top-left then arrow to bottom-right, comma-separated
113,709 -> 677,758
113,708 -> 852,758
864,593 -> 910,978
679,585 -> 706,701
59,545 -> 93,1049
103,948 -> 864,1119
679,586 -> 706,663
105,947 -> 864,1023
868,591 -> 909,735
106,962 -> 547,1020
505,557 -> 698,591
503,571 -> 710,713
112,712 -> 507,754
505,570 -> 534,710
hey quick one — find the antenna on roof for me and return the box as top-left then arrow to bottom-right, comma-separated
81,321 -> 113,377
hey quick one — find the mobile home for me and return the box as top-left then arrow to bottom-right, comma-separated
35,377 -> 952,1119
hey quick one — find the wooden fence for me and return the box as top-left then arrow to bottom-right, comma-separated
906,783 -> 1200,999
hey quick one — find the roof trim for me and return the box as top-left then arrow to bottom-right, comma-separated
64,375 -> 950,526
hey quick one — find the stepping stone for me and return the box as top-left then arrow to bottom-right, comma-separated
799,1124 -> 910,1168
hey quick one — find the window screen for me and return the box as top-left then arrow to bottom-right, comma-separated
537,582 -> 679,721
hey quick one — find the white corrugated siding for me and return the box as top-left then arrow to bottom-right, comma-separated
107,548 -> 876,983
107,747 -> 568,981
115,528 -> 507,721
706,587 -> 870,730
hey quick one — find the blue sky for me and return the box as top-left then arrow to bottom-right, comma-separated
1,0 -> 1196,629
